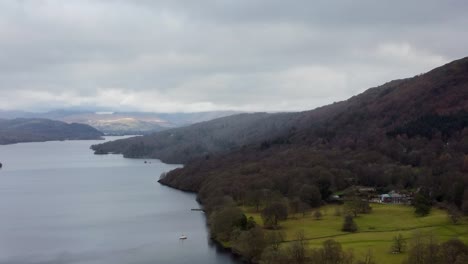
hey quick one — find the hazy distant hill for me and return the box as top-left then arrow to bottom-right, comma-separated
0,110 -> 241,135
91,112 -> 297,163
0,118 -> 104,145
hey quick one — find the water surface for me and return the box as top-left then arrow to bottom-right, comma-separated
0,137 -> 237,264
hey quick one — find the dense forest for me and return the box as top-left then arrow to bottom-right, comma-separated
0,118 -> 104,144
96,57 -> 468,263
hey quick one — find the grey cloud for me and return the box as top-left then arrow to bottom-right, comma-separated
0,0 -> 466,112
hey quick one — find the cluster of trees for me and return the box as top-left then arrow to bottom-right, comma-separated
261,201 -> 289,229
205,189 -> 381,263
207,193 -> 293,248
344,196 -> 372,217
389,232 -> 468,263
260,235 -> 364,264
209,206 -> 256,242
226,225 -> 375,264
403,232 -> 468,264
205,194 -> 361,263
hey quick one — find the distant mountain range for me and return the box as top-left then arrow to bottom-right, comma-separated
0,110 -> 240,135
0,118 -> 104,145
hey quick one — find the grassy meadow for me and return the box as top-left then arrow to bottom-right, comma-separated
243,204 -> 468,264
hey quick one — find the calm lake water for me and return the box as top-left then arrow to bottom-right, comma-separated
0,137 -> 237,264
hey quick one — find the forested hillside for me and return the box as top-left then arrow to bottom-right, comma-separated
93,57 -> 468,263
0,118 -> 104,144
91,112 -> 297,163
94,56 -> 468,213
90,57 -> 468,212
159,57 -> 468,210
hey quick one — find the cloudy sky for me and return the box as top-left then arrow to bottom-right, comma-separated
0,0 -> 466,112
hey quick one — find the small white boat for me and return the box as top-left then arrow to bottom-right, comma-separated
179,235 -> 187,240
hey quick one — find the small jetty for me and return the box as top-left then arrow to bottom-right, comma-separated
191,208 -> 204,212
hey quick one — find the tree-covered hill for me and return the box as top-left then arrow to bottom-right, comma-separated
159,57 -> 468,210
93,57 -> 468,263
0,118 -> 104,144
93,56 -> 468,214
93,57 -> 468,165
91,112 -> 298,163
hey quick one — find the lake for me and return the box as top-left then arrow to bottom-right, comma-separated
0,137 -> 238,264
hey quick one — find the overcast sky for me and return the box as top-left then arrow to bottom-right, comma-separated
0,0 -> 466,112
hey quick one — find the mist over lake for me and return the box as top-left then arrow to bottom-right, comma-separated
0,137 -> 237,264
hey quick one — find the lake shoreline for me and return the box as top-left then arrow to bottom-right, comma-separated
158,179 -> 246,263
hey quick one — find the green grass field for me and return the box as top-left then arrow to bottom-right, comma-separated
243,204 -> 468,264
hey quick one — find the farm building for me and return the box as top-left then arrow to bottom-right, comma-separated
380,191 -> 411,204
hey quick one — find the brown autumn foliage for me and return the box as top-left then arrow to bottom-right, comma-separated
158,57 -> 468,212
